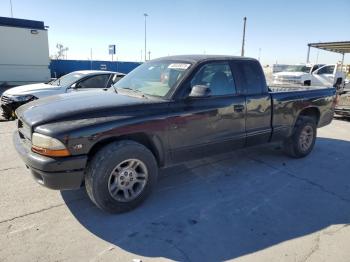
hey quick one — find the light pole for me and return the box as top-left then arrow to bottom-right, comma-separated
10,0 -> 13,17
144,13 -> 148,61
241,17 -> 247,57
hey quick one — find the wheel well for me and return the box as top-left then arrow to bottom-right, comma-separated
87,133 -> 162,167
298,107 -> 320,124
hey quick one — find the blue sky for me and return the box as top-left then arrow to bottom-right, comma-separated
1,0 -> 349,65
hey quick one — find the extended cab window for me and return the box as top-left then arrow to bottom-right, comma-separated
78,74 -> 110,88
191,62 -> 236,96
232,60 -> 266,95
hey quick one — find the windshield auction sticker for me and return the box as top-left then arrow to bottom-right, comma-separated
168,63 -> 191,70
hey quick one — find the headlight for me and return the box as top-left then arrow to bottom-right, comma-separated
31,133 -> 70,157
10,95 -> 36,102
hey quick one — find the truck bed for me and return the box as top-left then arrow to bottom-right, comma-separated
267,85 -> 336,141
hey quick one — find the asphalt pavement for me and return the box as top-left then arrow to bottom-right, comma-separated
0,117 -> 349,261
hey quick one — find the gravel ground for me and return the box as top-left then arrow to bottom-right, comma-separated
0,116 -> 349,262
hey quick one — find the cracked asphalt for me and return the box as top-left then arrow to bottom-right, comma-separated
0,116 -> 350,262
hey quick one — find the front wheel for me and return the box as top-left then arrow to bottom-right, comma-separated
85,140 -> 158,213
283,116 -> 317,158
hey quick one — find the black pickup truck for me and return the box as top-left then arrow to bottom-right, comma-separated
13,55 -> 336,213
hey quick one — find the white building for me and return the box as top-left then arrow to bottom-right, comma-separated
0,17 -> 50,86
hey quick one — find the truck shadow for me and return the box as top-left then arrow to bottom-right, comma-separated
61,137 -> 350,261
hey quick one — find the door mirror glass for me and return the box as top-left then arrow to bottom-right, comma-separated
71,83 -> 78,89
189,85 -> 211,97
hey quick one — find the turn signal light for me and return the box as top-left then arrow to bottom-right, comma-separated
32,146 -> 71,157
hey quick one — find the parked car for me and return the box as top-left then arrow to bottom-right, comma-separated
273,64 -> 345,91
335,92 -> 350,117
344,78 -> 350,93
13,55 -> 336,213
1,70 -> 125,120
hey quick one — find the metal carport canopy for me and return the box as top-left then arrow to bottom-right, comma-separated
306,41 -> 350,64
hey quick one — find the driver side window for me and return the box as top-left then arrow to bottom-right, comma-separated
190,62 -> 236,96
77,74 -> 110,89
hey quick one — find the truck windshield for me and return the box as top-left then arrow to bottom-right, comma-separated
285,65 -> 311,73
113,60 -> 192,97
50,72 -> 85,86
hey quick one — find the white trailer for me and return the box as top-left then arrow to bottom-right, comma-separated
0,17 -> 50,86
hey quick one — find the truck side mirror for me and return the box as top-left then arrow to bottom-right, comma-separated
189,85 -> 211,97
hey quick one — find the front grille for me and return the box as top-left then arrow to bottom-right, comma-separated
1,96 -> 12,104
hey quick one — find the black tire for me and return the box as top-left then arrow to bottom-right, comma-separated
283,116 -> 317,158
85,140 -> 158,213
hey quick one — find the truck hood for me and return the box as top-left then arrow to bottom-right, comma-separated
3,83 -> 61,96
16,90 -> 163,127
274,72 -> 308,77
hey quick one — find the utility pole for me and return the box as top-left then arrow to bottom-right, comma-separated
144,13 -> 148,61
140,49 -> 143,62
148,51 -> 151,61
306,44 -> 311,63
9,0 -> 13,17
90,48 -> 93,70
258,48 -> 261,61
241,17 -> 247,57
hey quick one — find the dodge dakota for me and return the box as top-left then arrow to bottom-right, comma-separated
13,55 -> 337,213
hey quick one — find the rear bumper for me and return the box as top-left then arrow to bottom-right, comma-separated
13,131 -> 88,190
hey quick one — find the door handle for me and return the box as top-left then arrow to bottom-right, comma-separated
233,104 -> 245,112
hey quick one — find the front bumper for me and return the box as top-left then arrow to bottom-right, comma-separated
13,131 -> 88,190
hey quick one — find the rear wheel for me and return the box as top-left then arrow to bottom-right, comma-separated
283,116 -> 317,158
85,140 -> 158,213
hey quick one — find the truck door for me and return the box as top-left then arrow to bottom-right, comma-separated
312,65 -> 335,86
231,60 -> 272,146
168,61 -> 246,163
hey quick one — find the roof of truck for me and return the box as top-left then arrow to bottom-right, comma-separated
154,55 -> 257,63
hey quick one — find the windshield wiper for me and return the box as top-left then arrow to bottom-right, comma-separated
116,87 -> 148,98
